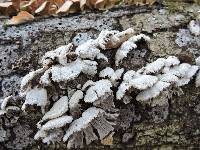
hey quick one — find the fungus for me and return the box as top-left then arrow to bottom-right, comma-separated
35,116 -> 73,143
69,90 -> 83,117
41,96 -> 69,122
16,29 -> 200,148
50,59 -> 97,82
22,87 -> 48,113
136,81 -> 170,102
20,68 -> 47,95
0,96 -> 20,115
63,107 -> 117,148
41,43 -> 74,66
99,67 -> 124,84
115,34 -> 150,66
117,56 -> 199,102
96,28 -> 134,50
117,72 -> 158,100
84,79 -> 112,103
75,39 -> 103,60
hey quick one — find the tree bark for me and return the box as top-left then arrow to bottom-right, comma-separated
1,2 -> 200,149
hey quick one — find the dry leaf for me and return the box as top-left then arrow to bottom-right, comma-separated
6,11 -> 34,25
72,0 -> 80,2
52,0 -> 65,7
80,0 -> 95,9
80,0 -> 86,10
0,2 -> 15,15
56,0 -> 80,14
95,0 -> 116,10
124,0 -> 156,5
81,0 -> 116,10
21,0 -> 44,13
20,0 -> 36,10
101,132 -> 114,146
146,0 -> 157,5
12,0 -> 20,10
135,0 -> 146,5
35,1 -> 51,15
56,0 -> 73,14
1,0 -> 157,26
95,0 -> 106,9
68,0 -> 80,13
48,4 -> 58,15
19,1 -> 29,9
0,2 -> 13,8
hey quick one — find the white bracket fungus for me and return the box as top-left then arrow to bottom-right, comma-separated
41,96 -> 69,122
69,90 -> 84,117
136,81 -> 171,102
34,115 -> 73,144
115,33 -> 150,66
22,87 -> 48,113
138,56 -> 180,74
0,96 -> 20,115
20,67 -> 47,96
50,59 -> 97,83
16,28 -> 200,148
75,28 -> 134,62
42,43 -> 74,66
40,115 -> 73,131
99,67 -> 124,85
117,56 -> 199,102
84,79 -> 112,103
63,107 -> 117,148
96,28 -> 134,50
1,95 -> 12,110
117,72 -> 158,100
75,39 -> 103,60
69,90 -> 84,111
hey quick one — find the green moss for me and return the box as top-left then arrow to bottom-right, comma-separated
163,0 -> 200,13
134,122 -> 187,146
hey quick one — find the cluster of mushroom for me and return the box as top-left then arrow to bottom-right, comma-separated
117,56 -> 200,105
17,28 -> 152,147
1,27 -> 200,148
18,28 -> 141,147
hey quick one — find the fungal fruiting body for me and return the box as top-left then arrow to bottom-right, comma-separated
99,67 -> 124,85
84,79 -> 112,103
63,107 -> 116,148
14,28 -> 200,148
19,28 -> 137,147
0,96 -> 20,115
22,87 -> 48,113
41,43 -> 74,66
115,33 -> 150,66
116,73 -> 158,100
41,96 -> 69,122
117,56 -> 199,102
20,67 -> 47,96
